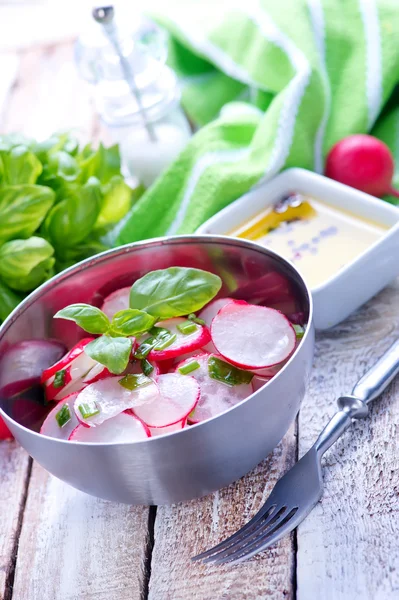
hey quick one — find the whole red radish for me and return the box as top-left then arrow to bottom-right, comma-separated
325,134 -> 399,198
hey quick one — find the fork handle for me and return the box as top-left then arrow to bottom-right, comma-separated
314,339 -> 399,457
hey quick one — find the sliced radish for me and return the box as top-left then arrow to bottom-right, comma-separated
40,392 -> 80,440
132,373 -> 199,427
100,286 -> 131,320
177,353 -> 252,424
83,363 -> 112,385
149,419 -> 187,437
74,376 -> 159,427
69,412 -> 150,443
171,349 -> 206,367
41,338 -> 94,382
42,340 -> 98,402
198,297 -> 233,327
252,376 -> 273,392
211,300 -> 296,369
147,318 -> 211,361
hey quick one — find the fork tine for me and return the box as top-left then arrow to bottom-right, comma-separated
203,505 -> 292,564
214,507 -> 299,565
192,496 -> 278,561
200,504 -> 289,564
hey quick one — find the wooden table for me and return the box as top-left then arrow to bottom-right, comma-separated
1,41 -> 399,600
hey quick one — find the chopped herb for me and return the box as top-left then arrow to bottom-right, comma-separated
208,356 -> 253,386
293,324 -> 305,339
150,327 -> 176,351
134,327 -> 176,358
78,401 -> 100,419
187,313 -> 206,326
177,320 -> 197,335
178,360 -> 200,375
53,369 -> 66,389
119,373 -> 152,391
141,358 -> 154,376
55,404 -> 71,428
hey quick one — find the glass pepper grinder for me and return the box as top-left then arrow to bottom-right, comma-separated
75,5 -> 192,188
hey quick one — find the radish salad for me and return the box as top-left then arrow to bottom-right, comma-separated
40,267 -> 304,443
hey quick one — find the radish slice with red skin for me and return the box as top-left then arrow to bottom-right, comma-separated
149,419 -> 187,437
211,300 -> 296,369
176,353 -> 253,424
100,286 -> 131,320
198,297 -> 233,327
132,373 -> 199,427
74,376 -> 159,427
43,349 -> 98,402
69,412 -> 150,443
82,363 -> 112,385
170,349 -> 206,368
147,318 -> 211,361
41,338 -> 94,383
40,392 -> 80,440
252,376 -> 273,392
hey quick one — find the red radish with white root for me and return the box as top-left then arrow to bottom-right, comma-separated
69,412 -> 150,443
74,376 -> 159,427
211,300 -> 296,369
40,392 -> 80,440
325,134 -> 399,198
100,286 -> 131,319
132,373 -> 199,427
176,353 -> 253,424
147,318 -> 211,361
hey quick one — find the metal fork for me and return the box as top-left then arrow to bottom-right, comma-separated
193,338 -> 399,565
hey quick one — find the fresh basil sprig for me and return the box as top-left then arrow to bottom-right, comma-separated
111,309 -> 155,336
55,304 -> 110,334
129,267 -> 221,319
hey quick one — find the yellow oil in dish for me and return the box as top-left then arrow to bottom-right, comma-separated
230,196 -> 387,288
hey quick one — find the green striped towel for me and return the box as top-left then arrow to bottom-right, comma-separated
117,0 -> 399,245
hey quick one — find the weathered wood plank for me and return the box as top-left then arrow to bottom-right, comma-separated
297,281 -> 399,600
149,424 -> 296,600
0,443 -> 31,600
12,462 -> 150,600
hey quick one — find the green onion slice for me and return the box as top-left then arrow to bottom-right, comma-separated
208,356 -> 253,386
119,373 -> 152,391
53,369 -> 66,389
187,313 -> 206,326
178,360 -> 200,375
293,324 -> 305,339
55,404 -> 71,428
177,320 -> 197,335
78,401 -> 100,419
141,358 -> 154,376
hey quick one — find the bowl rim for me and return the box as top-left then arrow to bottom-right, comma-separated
0,234 -> 313,447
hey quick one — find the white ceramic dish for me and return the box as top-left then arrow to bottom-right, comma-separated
197,168 -> 399,330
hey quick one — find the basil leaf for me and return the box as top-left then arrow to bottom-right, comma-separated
0,145 -> 42,185
85,336 -> 132,374
208,356 -> 253,386
45,150 -> 80,181
0,280 -> 22,322
77,143 -> 121,185
94,175 -> 133,230
130,267 -> 222,319
42,177 -> 102,249
0,237 -> 55,292
111,309 -> 155,336
54,304 -> 110,334
0,185 -> 55,245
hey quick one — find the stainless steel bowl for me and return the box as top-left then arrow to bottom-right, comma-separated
0,236 -> 314,505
